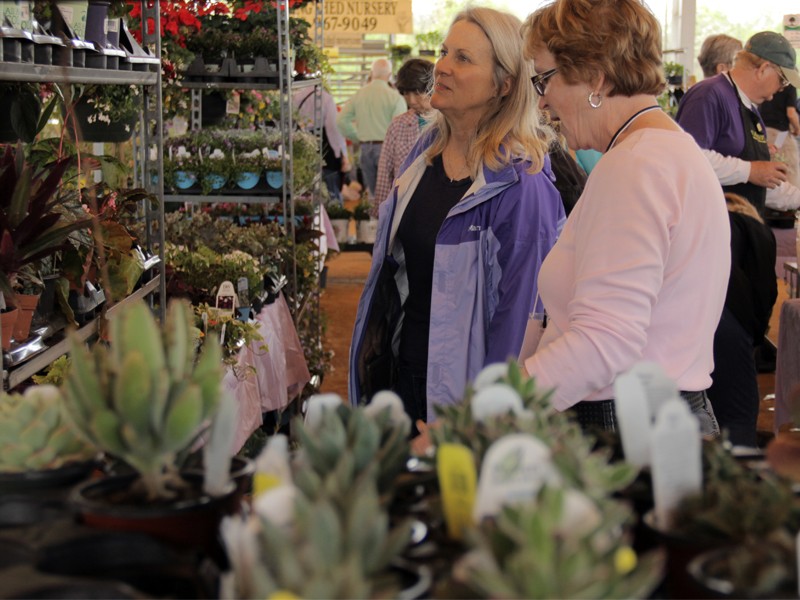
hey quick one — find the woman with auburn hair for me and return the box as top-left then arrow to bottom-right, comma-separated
350,6 -> 565,429
520,0 -> 730,435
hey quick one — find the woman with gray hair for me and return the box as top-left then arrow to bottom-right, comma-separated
698,34 -> 743,79
350,7 -> 564,429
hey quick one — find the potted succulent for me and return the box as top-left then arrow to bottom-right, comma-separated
0,384 -> 96,492
353,202 -> 378,244
644,440 -> 800,598
456,485 -> 664,599
221,396 -> 419,599
59,298 -> 236,550
325,202 -> 352,245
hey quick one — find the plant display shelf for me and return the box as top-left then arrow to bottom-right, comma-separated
0,0 -> 166,390
2,277 -> 160,391
0,63 -> 157,85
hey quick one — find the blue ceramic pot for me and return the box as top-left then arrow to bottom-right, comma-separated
205,173 -> 227,190
265,170 -> 283,189
174,171 -> 197,190
236,172 -> 260,190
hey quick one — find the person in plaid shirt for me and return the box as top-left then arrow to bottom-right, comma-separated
372,59 -> 435,215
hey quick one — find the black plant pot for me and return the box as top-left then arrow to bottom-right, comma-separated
201,91 -> 227,127
69,473 -> 236,558
67,98 -> 137,143
35,531 -> 217,598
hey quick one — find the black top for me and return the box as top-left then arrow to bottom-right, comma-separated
725,210 -> 778,343
759,86 -> 797,131
397,154 -> 471,367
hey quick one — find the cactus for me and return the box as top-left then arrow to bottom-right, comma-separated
0,385 -> 95,472
59,299 -> 223,500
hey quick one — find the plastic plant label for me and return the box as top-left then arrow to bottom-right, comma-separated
107,17 -> 119,34
226,93 -> 241,115
471,383 -> 526,422
473,434 -> 558,522
651,399 -> 701,529
614,370 -> 652,467
437,443 -> 477,541
215,280 -> 238,318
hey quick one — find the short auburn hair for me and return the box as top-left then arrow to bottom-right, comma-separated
522,0 -> 665,97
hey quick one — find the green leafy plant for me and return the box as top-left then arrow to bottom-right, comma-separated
32,355 -> 70,386
0,385 -> 95,472
59,299 -> 224,500
0,146 -> 91,297
325,203 -> 352,220
352,202 -> 372,221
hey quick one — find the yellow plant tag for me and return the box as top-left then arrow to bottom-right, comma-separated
437,443 -> 477,541
254,473 -> 282,497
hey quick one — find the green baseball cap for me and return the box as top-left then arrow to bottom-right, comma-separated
745,31 -> 800,88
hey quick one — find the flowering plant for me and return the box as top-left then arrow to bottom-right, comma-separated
72,84 -> 141,129
194,302 -> 265,371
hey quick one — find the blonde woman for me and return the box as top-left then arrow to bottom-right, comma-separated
349,7 -> 565,428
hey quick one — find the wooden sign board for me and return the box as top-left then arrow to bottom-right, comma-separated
294,0 -> 413,38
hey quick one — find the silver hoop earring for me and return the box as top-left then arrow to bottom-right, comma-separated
588,91 -> 603,109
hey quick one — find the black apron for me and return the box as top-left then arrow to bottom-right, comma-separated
723,77 -> 770,216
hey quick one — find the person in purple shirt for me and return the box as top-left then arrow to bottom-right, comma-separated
676,31 -> 800,217
349,7 -> 564,429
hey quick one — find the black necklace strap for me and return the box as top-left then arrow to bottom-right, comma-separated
605,105 -> 662,152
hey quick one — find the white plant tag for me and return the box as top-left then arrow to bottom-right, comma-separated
614,370 -> 652,467
304,393 -> 343,432
473,434 -> 559,522
651,399 -> 701,530
471,383 -> 526,422
215,280 -> 238,318
628,361 -> 679,420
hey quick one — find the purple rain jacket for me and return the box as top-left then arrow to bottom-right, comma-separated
349,130 -> 565,420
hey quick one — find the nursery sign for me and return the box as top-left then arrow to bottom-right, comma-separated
294,0 -> 413,35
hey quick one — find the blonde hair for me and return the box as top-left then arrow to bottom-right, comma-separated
426,6 -> 554,177
724,192 -> 764,223
522,0 -> 665,97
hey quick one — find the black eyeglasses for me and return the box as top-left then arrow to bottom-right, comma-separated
531,68 -> 558,95
769,63 -> 790,90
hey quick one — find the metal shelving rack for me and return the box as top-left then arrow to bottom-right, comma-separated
0,1 -> 165,390
161,0 -> 325,321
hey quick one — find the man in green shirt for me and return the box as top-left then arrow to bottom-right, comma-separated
337,58 -> 407,200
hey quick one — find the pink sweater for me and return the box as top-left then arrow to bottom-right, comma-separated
524,128 -> 730,410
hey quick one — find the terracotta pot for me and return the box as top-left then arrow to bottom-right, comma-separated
1,308 -> 19,350
11,292 -> 40,342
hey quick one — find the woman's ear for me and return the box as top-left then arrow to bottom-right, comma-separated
499,75 -> 513,98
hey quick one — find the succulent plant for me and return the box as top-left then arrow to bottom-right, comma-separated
221,399 -> 415,599
456,484 -> 664,599
0,385 -> 95,472
292,396 -> 411,500
670,441 -> 800,543
430,361 -> 638,499
59,298 -> 223,500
